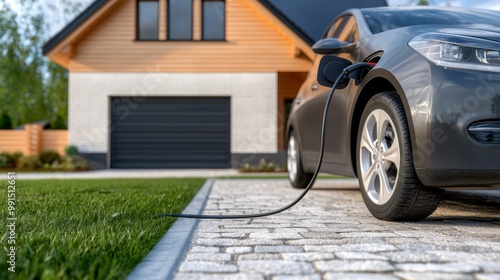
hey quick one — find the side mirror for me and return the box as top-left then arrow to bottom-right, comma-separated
317,56 -> 352,88
312,38 -> 356,55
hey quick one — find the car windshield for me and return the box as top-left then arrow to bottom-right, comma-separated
362,8 -> 500,34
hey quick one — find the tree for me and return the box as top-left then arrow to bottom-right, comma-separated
0,112 -> 13,129
0,1 -> 22,124
0,0 -> 83,129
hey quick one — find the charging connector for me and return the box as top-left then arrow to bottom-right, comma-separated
160,62 -> 374,220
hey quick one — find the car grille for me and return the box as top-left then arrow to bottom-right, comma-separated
469,121 -> 500,144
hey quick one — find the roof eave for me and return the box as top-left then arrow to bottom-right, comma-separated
257,0 -> 316,46
42,0 -> 110,56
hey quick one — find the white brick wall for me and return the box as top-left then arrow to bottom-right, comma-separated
69,73 -> 278,154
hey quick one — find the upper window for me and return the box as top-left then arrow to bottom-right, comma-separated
137,0 -> 159,40
136,0 -> 226,41
168,0 -> 193,40
202,0 -> 225,40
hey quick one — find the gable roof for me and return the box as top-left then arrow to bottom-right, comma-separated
43,0 -> 109,55
43,0 -> 387,57
260,0 -> 388,46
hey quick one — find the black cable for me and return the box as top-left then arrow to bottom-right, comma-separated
160,62 -> 374,220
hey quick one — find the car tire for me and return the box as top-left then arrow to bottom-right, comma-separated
287,131 -> 314,189
356,92 -> 443,221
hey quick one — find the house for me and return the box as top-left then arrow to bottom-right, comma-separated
43,0 -> 387,169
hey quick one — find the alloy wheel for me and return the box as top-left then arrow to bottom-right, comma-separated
359,109 -> 401,205
287,135 -> 298,182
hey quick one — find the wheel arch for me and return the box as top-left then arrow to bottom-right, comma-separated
350,69 -> 416,177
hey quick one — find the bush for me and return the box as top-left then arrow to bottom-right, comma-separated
240,163 -> 252,172
10,152 -> 23,166
0,152 -> 23,167
0,112 -> 13,129
39,151 -> 61,165
0,155 -> 9,168
51,115 -> 67,129
65,145 -> 79,157
239,159 -> 285,173
17,155 -> 42,170
48,156 -> 88,171
68,155 -> 88,170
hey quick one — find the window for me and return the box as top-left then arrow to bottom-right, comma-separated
336,16 -> 357,43
324,16 -> 348,39
168,0 -> 193,40
202,0 -> 225,40
136,0 -> 226,42
325,15 -> 357,43
137,0 -> 159,40
362,9 -> 500,34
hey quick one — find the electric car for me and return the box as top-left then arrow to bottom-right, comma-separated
286,7 -> 500,221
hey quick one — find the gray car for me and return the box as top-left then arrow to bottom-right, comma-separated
287,7 -> 500,220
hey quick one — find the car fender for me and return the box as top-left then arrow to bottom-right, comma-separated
349,68 -> 419,174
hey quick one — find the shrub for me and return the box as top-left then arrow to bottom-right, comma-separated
258,159 -> 276,172
259,159 -> 268,170
51,115 -> 67,129
17,155 -> 42,170
74,157 -> 88,170
0,112 -> 13,129
0,155 -> 9,168
0,152 -> 23,167
65,145 -> 79,157
10,152 -> 23,167
39,151 -> 61,165
59,156 -> 88,171
48,156 -> 88,171
240,163 -> 252,172
239,159 -> 283,173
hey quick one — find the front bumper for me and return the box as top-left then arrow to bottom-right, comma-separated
415,65 -> 500,187
416,169 -> 500,187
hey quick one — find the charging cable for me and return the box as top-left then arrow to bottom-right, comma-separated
160,62 -> 374,220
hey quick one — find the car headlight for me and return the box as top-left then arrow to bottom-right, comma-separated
409,33 -> 500,73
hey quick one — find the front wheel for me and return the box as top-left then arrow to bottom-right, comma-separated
356,92 -> 443,221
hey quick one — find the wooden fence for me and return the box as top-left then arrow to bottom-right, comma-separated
0,125 -> 68,156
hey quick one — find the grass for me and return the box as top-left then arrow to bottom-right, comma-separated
0,178 -> 204,280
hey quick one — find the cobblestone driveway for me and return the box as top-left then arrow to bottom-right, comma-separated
174,179 -> 500,280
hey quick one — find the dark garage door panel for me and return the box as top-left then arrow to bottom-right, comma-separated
111,97 -> 230,169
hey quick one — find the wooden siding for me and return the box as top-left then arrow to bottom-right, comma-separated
68,0 -> 311,72
193,0 -> 201,41
159,0 -> 167,40
0,126 -> 68,156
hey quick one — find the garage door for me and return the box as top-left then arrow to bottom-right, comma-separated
111,97 -> 230,168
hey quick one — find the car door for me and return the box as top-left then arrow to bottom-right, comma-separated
295,15 -> 360,170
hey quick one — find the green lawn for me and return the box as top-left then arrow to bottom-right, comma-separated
0,178 -> 204,280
